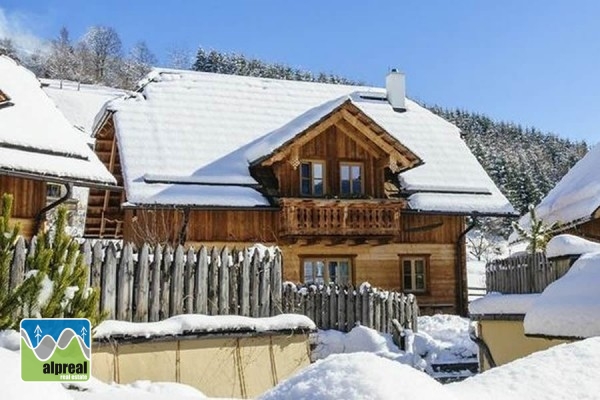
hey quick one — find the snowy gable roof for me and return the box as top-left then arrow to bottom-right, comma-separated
41,79 -> 127,136
518,143 -> 600,230
104,68 -> 513,213
524,251 -> 600,339
0,56 -> 116,187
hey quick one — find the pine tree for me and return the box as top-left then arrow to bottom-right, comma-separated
512,204 -> 559,254
34,207 -> 105,326
0,196 -> 104,329
0,194 -> 25,329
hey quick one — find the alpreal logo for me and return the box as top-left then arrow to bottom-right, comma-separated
20,318 -> 91,382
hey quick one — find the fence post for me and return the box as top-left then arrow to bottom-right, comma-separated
195,246 -> 208,315
101,242 -> 118,320
134,243 -> 150,322
219,247 -> 230,315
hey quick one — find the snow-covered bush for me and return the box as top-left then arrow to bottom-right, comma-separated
0,194 -> 104,329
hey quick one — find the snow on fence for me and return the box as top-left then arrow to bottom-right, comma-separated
6,237 -> 419,332
486,253 -> 571,294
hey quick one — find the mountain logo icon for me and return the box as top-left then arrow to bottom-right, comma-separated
20,318 -> 91,382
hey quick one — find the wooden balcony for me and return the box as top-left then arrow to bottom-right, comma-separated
279,198 -> 404,237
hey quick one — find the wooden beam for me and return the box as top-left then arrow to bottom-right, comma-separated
261,113 -> 344,166
340,108 -> 417,169
336,120 -> 383,158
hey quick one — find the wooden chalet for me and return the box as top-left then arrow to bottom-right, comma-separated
0,56 -> 116,238
86,69 -> 515,315
514,143 -> 600,242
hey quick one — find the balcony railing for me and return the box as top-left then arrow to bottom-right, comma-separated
279,198 -> 404,237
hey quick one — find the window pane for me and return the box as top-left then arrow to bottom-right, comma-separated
314,179 -> 324,196
338,261 -> 350,284
341,165 -> 350,180
353,177 -> 361,194
415,273 -> 425,290
415,260 -> 424,274
313,163 -> 323,179
315,261 -> 325,285
351,165 -> 361,179
403,260 -> 412,274
403,274 -> 412,290
301,179 -> 310,195
303,261 -> 313,282
341,179 -> 350,194
301,163 -> 310,179
328,261 -> 338,284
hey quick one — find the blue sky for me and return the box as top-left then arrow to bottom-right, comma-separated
1,1 -> 599,143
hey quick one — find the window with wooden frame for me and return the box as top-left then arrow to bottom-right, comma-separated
340,162 -> 363,196
400,255 -> 429,293
300,160 -> 325,196
302,256 -> 353,285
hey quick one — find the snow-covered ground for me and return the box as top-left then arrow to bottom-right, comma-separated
314,314 -> 476,377
260,338 -> 600,399
3,321 -> 599,398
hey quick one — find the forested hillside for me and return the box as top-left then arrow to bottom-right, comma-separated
1,25 -> 588,228
428,108 -> 588,215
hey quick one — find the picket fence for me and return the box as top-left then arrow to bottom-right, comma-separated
486,252 -> 571,294
6,237 -> 419,333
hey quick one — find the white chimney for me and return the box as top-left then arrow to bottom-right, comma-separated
386,69 -> 406,111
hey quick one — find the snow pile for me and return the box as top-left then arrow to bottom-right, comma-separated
258,352 -> 455,400
416,315 -> 477,363
524,252 -> 600,338
68,379 -> 207,400
469,292 -> 540,315
449,337 -> 600,400
0,329 -> 20,350
546,234 -> 600,258
0,347 -> 72,400
314,316 -> 476,374
467,260 -> 486,291
94,314 -> 315,339
312,325 -> 414,366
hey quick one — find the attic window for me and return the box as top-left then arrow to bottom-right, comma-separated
0,89 -> 12,108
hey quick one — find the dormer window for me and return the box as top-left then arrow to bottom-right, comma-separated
300,160 -> 325,196
340,162 -> 363,195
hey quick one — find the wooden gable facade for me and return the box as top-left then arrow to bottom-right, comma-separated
86,102 -> 470,315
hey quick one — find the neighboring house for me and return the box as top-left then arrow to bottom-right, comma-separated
0,56 -> 117,238
470,234 -> 600,370
513,143 -> 600,241
40,79 -> 127,235
85,68 -> 514,315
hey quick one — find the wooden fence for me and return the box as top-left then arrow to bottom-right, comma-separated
282,283 -> 418,334
486,252 -> 571,294
6,237 -> 419,332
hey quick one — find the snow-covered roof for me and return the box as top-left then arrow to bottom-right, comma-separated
469,293 -> 540,316
524,251 -> 600,339
516,143 -> 600,232
546,234 -> 600,258
102,68 -> 514,212
0,56 -> 116,187
41,79 -> 127,136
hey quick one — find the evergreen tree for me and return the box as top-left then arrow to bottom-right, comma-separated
0,196 -> 104,329
512,204 -> 559,254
